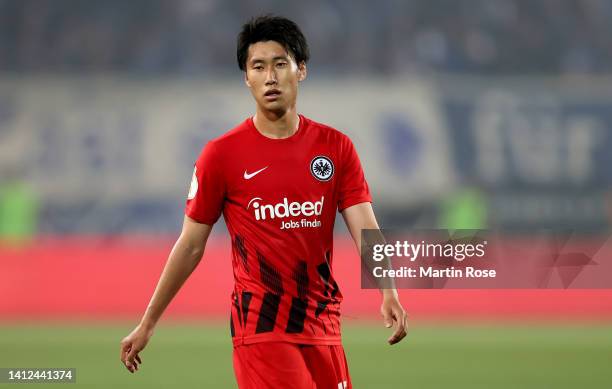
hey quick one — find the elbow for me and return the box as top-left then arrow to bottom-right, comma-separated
188,245 -> 204,260
178,236 -> 205,262
188,240 -> 205,261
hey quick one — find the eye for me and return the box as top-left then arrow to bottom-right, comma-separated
276,62 -> 288,68
252,64 -> 264,70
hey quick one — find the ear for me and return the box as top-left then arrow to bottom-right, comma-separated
297,61 -> 307,82
244,72 -> 251,88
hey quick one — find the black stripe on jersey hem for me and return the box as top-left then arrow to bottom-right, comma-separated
285,297 -> 308,334
241,291 -> 253,327
234,294 -> 242,326
255,293 -> 281,334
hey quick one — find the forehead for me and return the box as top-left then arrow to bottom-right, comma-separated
247,41 -> 293,63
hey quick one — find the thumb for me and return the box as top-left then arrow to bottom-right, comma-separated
382,310 -> 394,328
120,340 -> 132,362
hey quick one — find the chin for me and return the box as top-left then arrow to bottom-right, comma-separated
263,101 -> 287,109
260,105 -> 288,117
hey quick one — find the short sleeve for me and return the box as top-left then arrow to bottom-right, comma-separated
337,135 -> 372,212
185,142 -> 226,225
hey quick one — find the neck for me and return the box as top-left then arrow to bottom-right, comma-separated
253,107 -> 300,139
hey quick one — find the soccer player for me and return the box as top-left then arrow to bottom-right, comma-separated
120,15 -> 408,388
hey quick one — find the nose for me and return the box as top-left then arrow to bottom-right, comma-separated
265,68 -> 277,86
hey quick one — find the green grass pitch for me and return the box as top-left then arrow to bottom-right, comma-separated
0,321 -> 610,388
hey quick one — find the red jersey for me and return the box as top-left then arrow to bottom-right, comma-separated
185,115 -> 371,346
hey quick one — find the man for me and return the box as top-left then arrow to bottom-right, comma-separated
120,15 -> 408,388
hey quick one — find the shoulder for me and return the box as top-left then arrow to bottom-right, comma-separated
302,115 -> 353,146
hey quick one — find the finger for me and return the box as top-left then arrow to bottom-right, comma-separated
388,312 -> 406,345
123,358 -> 133,373
125,358 -> 135,373
390,312 -> 408,344
135,354 -> 142,364
125,348 -> 139,372
388,328 -> 406,345
124,360 -> 133,373
127,348 -> 139,365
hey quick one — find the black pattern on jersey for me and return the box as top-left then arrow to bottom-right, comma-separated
241,291 -> 253,326
258,253 -> 284,295
286,297 -> 308,333
317,256 -> 340,299
314,301 -> 331,335
314,252 -> 340,335
255,293 -> 281,333
315,300 -> 329,320
230,313 -> 235,337
234,294 -> 242,326
286,261 -> 309,334
314,300 -> 338,335
255,253 -> 283,333
234,235 -> 249,273
292,260 -> 309,300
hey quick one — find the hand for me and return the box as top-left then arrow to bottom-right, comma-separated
120,323 -> 154,373
380,294 -> 408,345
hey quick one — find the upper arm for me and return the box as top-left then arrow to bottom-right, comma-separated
341,202 -> 379,246
179,215 -> 214,253
185,142 -> 226,225
337,135 -> 372,212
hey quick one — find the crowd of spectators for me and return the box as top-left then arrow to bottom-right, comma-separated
1,0 -> 610,75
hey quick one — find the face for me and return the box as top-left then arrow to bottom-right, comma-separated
244,40 -> 307,115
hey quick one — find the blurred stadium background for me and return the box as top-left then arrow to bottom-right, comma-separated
1,0 -> 611,387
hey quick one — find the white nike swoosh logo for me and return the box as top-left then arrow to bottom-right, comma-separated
243,166 -> 268,180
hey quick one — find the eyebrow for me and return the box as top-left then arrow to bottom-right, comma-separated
249,56 -> 290,65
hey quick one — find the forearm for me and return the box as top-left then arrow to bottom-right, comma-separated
139,236 -> 205,329
342,203 -> 398,295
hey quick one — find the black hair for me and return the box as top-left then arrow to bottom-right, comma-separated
237,15 -> 310,71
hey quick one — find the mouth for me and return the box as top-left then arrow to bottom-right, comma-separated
264,89 -> 282,101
